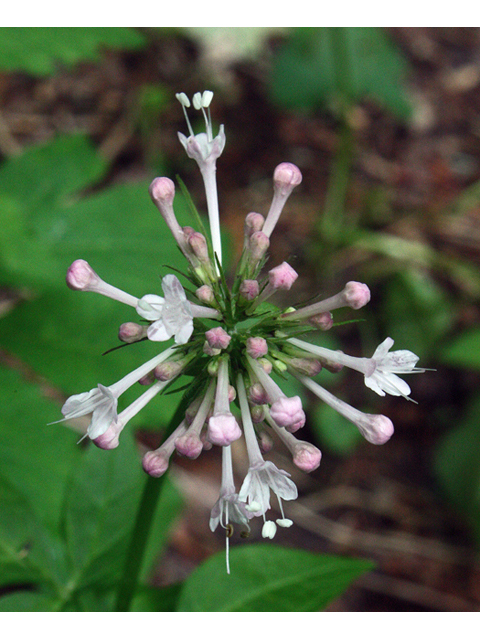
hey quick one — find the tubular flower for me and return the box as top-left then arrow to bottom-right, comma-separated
57,90 -> 425,570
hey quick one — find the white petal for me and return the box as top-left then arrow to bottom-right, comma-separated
147,320 -> 172,342
136,295 -> 164,321
162,274 -> 187,302
174,319 -> 194,345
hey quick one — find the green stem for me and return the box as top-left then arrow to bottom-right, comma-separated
114,398 -> 189,612
114,472 -> 166,612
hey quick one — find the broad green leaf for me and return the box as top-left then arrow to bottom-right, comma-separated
62,430 -> 182,592
433,396 -> 480,544
0,366 -> 81,531
269,27 -> 411,120
177,543 -> 374,611
441,328 -> 480,370
0,28 -> 146,76
132,584 -> 183,612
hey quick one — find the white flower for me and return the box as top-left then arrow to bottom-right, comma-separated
61,384 -> 118,440
365,337 -> 424,398
209,490 -> 251,534
238,460 -> 298,517
137,274 -> 194,344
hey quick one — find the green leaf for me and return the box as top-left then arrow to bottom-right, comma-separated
433,396 -> 480,544
269,27 -> 411,120
132,584 -> 183,612
441,328 -> 480,370
177,544 -> 374,611
0,28 -> 146,76
0,365 -> 81,531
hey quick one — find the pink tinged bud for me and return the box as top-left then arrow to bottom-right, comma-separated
269,396 -> 306,432
268,262 -> 298,291
258,428 -> 274,453
228,385 -> 236,403
66,260 -> 138,307
239,279 -> 260,301
292,443 -> 322,472
138,373 -> 154,386
248,382 -> 269,405
203,341 -> 221,357
149,177 -> 189,255
357,415 -> 394,445
258,358 -> 273,374
244,212 -> 265,237
154,360 -> 184,381
246,337 -> 268,359
142,450 -> 170,477
150,176 -> 175,205
208,413 -> 242,447
288,357 -> 322,377
247,231 -> 270,264
308,312 -> 334,331
174,433 -> 203,459
196,284 -> 215,305
188,232 -> 210,263
262,162 -> 302,238
205,327 -> 231,350
343,281 -> 371,310
66,259 -> 99,291
92,423 -> 121,450
118,322 -> 148,343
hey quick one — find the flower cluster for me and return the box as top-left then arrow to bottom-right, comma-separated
59,90 -> 424,572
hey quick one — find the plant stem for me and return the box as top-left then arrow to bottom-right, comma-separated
114,472 -> 166,612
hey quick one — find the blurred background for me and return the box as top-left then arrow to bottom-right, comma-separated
1,27 -> 480,611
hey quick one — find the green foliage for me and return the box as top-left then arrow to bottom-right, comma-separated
0,28 -> 146,76
441,327 -> 480,370
0,365 -> 183,611
177,544 -> 374,611
433,396 -> 480,544
269,27 -> 411,120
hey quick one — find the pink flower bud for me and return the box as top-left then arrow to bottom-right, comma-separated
208,413 -> 242,446
308,312 -> 334,331
246,337 -> 268,359
250,405 -> 266,423
188,232 -> 210,263
292,442 -> 322,472
344,281 -> 371,310
154,360 -> 184,381
239,279 -> 260,301
142,450 -> 170,477
268,262 -> 298,291
248,231 -> 270,263
358,414 -> 394,445
149,176 -> 175,206
270,396 -> 305,432
203,341 -> 221,357
228,385 -> 236,402
258,358 -> 273,374
174,433 -> 203,459
288,358 -> 322,377
93,424 -> 120,450
196,285 -> 215,304
258,428 -> 274,453
273,162 -> 303,197
66,259 -> 99,291
244,212 -> 265,241
248,382 -> 269,405
118,322 -> 148,343
205,327 -> 231,350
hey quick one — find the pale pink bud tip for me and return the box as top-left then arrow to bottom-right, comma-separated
344,281 -> 371,310
196,285 -> 215,304
142,450 -> 169,477
268,262 -> 298,291
293,444 -> 322,472
66,259 -> 99,291
240,279 -> 260,301
175,434 -> 203,459
205,327 -> 231,350
246,337 -> 268,359
270,396 -> 305,432
361,415 -> 394,445
118,322 -> 146,343
309,312 -> 334,331
92,425 -> 120,450
149,177 -> 175,205
244,212 -> 265,234
208,414 -> 242,447
274,162 -> 303,192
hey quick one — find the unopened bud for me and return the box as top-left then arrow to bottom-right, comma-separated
118,322 -> 148,343
246,337 -> 268,359
175,433 -> 203,459
205,327 -> 231,350
239,279 -> 260,301
288,357 -> 322,377
66,259 -> 99,291
292,442 -> 322,472
273,162 -> 303,196
308,312 -> 334,331
142,450 -> 169,477
248,382 -> 269,405
244,212 -> 265,238
250,405 -> 266,423
268,262 -> 298,291
188,231 -> 210,263
154,360 -> 184,381
344,281 -> 371,310
149,176 -> 175,206
270,396 -> 305,432
248,231 -> 270,264
196,284 -> 215,305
